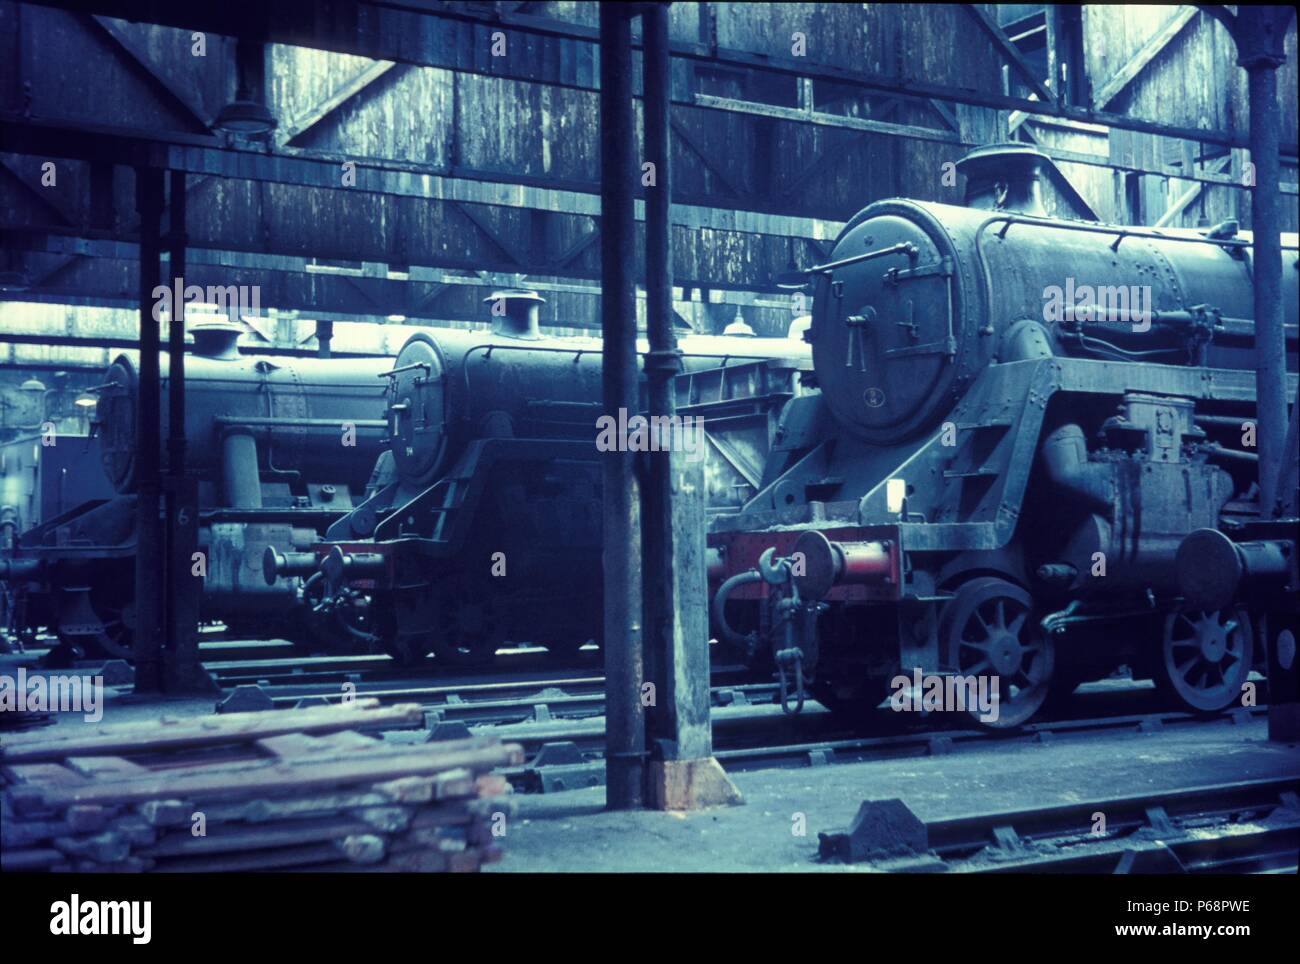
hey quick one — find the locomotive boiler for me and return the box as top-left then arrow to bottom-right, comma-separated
265,291 -> 810,664
2,322 -> 390,658
709,144 -> 1299,728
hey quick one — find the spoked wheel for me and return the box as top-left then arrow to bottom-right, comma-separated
1156,608 -> 1253,713
941,577 -> 1055,729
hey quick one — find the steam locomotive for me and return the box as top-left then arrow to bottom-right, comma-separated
265,290 -> 810,664
1,322 -> 391,658
708,145 -> 1299,729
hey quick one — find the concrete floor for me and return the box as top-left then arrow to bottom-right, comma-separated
5,653 -> 1297,873
487,716 -> 1300,873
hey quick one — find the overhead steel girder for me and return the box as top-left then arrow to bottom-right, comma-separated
0,115 -> 844,243
17,1 -> 1297,157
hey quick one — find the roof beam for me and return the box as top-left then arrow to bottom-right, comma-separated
0,115 -> 849,240
17,1 -> 1291,157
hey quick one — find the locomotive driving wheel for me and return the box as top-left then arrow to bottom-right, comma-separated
1155,609 -> 1253,713
940,577 -> 1055,729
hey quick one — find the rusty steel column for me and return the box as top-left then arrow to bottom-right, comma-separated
1219,5 -> 1298,745
163,170 -> 206,692
1233,7 -> 1293,517
599,1 -> 645,810
166,171 -> 186,493
639,2 -> 740,809
642,0 -> 682,738
1268,379 -> 1300,743
1246,52 -> 1285,518
132,167 -> 165,693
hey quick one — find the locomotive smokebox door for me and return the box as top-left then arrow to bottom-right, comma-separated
810,212 -> 957,444
388,333 -> 448,488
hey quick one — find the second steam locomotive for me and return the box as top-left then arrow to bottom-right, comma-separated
709,145 -> 1298,728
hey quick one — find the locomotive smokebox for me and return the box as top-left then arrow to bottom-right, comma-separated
956,143 -> 1050,216
484,289 -> 545,340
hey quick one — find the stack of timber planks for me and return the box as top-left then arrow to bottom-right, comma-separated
0,699 -> 523,872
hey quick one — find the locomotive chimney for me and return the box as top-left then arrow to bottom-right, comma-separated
189,321 -> 244,359
484,289 -> 545,340
956,143 -> 1051,217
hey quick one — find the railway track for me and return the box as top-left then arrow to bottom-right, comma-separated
204,654 -> 767,721
496,699 -> 1271,793
20,646 -> 1280,809
818,776 -> 1300,874
193,651 -> 1277,797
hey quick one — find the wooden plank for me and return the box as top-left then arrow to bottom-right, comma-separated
139,814 -> 379,857
3,705 -> 516,874
0,847 -> 64,871
255,733 -> 333,758
65,756 -> 152,780
3,762 -> 91,788
150,842 -> 343,873
1093,7 -> 1199,110
19,742 -> 525,811
0,699 -> 422,762
2,818 -> 76,848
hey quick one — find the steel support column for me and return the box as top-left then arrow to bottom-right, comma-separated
162,170 -> 207,692
1246,59 -> 1286,519
599,2 -> 644,810
1265,379 -> 1300,744
1223,6 -> 1295,517
1217,4 -> 1299,744
642,1 -> 681,727
132,167 -> 165,693
640,2 -> 741,810
165,172 -> 186,489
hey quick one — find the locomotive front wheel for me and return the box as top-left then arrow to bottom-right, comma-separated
1155,609 -> 1253,714
941,577 -> 1055,729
